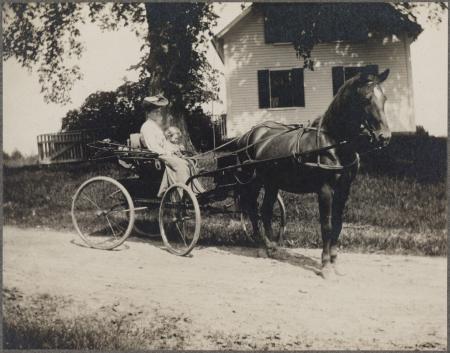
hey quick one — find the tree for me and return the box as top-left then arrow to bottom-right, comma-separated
3,2 -> 219,148
61,77 -> 217,149
3,2 -> 446,144
3,151 -> 11,161
10,149 -> 23,161
60,77 -> 149,142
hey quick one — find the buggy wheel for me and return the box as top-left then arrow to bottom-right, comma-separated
241,192 -> 286,244
71,176 -> 135,250
159,183 -> 201,256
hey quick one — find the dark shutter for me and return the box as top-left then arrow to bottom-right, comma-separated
332,66 -> 344,96
344,66 -> 362,80
257,70 -> 270,109
291,68 -> 305,107
364,64 -> 379,75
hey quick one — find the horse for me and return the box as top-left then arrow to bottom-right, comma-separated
233,69 -> 391,276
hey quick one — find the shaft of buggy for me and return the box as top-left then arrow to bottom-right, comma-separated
187,140 -> 349,183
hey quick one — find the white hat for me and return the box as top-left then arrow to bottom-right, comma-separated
143,94 -> 169,110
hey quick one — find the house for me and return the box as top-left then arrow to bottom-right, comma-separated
212,3 -> 423,137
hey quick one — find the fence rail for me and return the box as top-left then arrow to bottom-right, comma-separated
37,130 -> 104,164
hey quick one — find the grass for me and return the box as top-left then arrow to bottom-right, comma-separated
3,288 -> 189,350
3,133 -> 447,256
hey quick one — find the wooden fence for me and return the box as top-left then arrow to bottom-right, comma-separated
37,130 -> 104,165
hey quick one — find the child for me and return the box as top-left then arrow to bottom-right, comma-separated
164,126 -> 186,156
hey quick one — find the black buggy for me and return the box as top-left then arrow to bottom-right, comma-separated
71,136 -> 287,255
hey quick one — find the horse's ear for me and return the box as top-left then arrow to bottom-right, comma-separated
378,69 -> 390,83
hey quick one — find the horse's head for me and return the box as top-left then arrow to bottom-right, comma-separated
356,69 -> 391,147
331,69 -> 391,148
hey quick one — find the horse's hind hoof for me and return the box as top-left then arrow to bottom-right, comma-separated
265,243 -> 279,258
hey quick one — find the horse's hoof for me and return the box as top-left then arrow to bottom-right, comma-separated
264,240 -> 278,250
266,245 -> 278,257
320,263 -> 333,279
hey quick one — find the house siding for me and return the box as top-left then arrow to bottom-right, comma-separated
222,8 -> 415,137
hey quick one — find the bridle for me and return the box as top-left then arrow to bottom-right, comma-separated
297,83 -> 386,171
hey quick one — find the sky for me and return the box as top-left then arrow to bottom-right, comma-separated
3,3 -> 448,156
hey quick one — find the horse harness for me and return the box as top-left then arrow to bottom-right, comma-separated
293,116 -> 360,171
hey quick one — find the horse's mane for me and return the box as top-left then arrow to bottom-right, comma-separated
313,75 -> 362,129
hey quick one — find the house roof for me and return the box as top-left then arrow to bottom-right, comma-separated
212,5 -> 254,63
215,5 -> 254,40
212,3 -> 423,64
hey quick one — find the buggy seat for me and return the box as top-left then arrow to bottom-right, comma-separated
118,133 -> 165,175
129,133 -> 147,149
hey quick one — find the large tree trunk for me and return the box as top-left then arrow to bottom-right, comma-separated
144,3 -> 195,152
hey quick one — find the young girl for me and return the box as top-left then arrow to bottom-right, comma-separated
164,126 -> 186,156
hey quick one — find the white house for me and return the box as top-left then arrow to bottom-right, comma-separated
212,4 -> 422,137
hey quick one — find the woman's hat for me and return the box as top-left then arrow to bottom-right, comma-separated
142,94 -> 169,110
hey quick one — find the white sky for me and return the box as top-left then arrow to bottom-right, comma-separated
3,3 -> 448,155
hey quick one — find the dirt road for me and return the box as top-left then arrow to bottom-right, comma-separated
4,226 -> 447,350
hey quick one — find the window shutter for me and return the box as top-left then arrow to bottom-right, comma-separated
364,64 -> 379,75
291,68 -> 305,107
257,70 -> 270,109
332,66 -> 345,96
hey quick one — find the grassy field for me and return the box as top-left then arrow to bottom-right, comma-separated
3,288 -> 189,350
4,145 -> 446,256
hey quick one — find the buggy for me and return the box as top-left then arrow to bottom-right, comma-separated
71,134 -> 287,255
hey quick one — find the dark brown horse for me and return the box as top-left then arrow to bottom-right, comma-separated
234,69 -> 391,276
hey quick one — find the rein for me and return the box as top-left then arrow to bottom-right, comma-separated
188,119 -> 361,171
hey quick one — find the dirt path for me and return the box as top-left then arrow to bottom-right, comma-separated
3,226 -> 447,350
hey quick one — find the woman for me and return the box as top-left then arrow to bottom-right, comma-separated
140,94 -> 204,196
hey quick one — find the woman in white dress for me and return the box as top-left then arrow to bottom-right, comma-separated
140,95 -> 204,197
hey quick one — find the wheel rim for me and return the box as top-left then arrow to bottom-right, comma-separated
159,184 -> 200,256
72,177 -> 134,250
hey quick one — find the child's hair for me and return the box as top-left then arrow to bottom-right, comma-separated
164,126 -> 182,144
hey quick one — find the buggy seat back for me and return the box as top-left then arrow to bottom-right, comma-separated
129,133 -> 146,149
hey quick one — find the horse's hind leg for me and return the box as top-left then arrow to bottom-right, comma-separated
239,183 -> 262,244
261,186 -> 279,249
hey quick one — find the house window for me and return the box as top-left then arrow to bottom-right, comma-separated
257,68 -> 305,109
332,65 -> 379,96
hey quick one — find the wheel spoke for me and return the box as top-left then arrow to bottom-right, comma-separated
82,194 -> 102,210
108,189 -> 122,199
105,215 -> 118,239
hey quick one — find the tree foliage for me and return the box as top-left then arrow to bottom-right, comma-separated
3,2 -> 219,144
60,78 -> 218,149
61,78 -> 150,141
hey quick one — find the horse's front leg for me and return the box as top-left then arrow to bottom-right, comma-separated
330,180 -> 351,274
260,186 -> 279,250
318,184 -> 334,277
